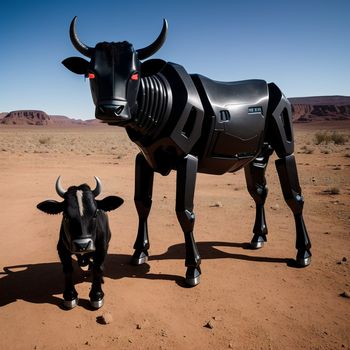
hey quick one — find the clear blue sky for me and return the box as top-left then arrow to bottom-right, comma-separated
1,0 -> 349,120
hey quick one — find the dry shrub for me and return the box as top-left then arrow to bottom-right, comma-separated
300,145 -> 314,154
314,131 -> 348,145
323,187 -> 340,195
331,132 -> 348,145
38,136 -> 51,145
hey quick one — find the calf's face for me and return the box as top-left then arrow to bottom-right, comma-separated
37,177 -> 123,254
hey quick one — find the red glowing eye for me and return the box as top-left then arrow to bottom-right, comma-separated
88,73 -> 95,79
131,73 -> 139,81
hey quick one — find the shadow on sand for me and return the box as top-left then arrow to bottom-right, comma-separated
0,241 -> 296,308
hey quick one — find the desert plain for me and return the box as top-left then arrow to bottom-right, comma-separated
0,121 -> 349,349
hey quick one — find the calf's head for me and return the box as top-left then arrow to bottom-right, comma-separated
37,177 -> 123,254
62,16 -> 168,125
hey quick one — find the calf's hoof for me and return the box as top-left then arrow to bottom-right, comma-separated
250,235 -> 266,249
185,267 -> 201,287
89,290 -> 104,309
90,298 -> 104,309
296,250 -> 312,267
131,250 -> 148,265
63,297 -> 78,309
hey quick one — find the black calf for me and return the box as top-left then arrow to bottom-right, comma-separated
37,176 -> 123,309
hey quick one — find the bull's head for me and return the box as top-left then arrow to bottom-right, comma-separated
62,17 -> 168,125
37,177 -> 123,254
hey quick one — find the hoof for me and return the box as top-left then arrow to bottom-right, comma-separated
131,251 -> 148,265
90,298 -> 104,309
296,256 -> 311,267
296,250 -> 312,267
250,235 -> 266,249
63,297 -> 78,309
185,275 -> 200,287
185,267 -> 201,287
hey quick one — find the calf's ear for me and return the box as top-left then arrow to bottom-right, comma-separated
62,57 -> 89,75
97,196 -> 124,212
37,200 -> 63,215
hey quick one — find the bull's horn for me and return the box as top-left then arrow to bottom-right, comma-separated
136,19 -> 168,60
69,16 -> 93,57
55,176 -> 66,198
92,176 -> 102,197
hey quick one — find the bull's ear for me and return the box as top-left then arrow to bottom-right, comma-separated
141,59 -> 167,77
97,196 -> 124,212
62,57 -> 89,75
37,200 -> 63,215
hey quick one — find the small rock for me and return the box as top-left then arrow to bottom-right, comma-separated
228,342 -> 234,349
212,315 -> 222,321
97,312 -> 113,325
337,257 -> 348,265
270,204 -> 280,210
339,291 -> 350,298
204,320 -> 214,329
136,319 -> 150,330
210,201 -> 223,208
159,329 -> 167,337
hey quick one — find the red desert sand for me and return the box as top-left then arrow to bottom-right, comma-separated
0,121 -> 349,349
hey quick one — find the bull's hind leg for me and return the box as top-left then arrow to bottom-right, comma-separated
244,143 -> 273,248
266,83 -> 311,266
176,155 -> 201,286
275,155 -> 311,266
131,152 -> 154,265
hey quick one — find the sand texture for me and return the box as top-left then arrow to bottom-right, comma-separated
0,122 -> 349,349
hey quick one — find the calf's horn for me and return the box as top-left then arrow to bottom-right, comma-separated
92,176 -> 102,197
136,19 -> 168,60
69,16 -> 93,57
55,176 -> 66,198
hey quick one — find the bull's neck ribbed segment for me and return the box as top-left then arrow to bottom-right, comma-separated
132,74 -> 170,136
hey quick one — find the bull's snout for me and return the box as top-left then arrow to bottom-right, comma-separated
72,238 -> 95,253
95,101 -> 131,124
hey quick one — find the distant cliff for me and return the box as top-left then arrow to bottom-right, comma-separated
1,96 -> 350,125
0,110 -> 96,126
289,96 -> 350,122
0,110 -> 51,125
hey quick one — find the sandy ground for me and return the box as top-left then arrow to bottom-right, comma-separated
0,122 -> 349,350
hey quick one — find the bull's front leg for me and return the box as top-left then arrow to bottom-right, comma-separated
176,155 -> 201,286
131,152 -> 154,265
57,239 -> 78,309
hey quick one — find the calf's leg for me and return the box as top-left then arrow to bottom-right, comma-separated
89,250 -> 106,309
57,240 -> 78,309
